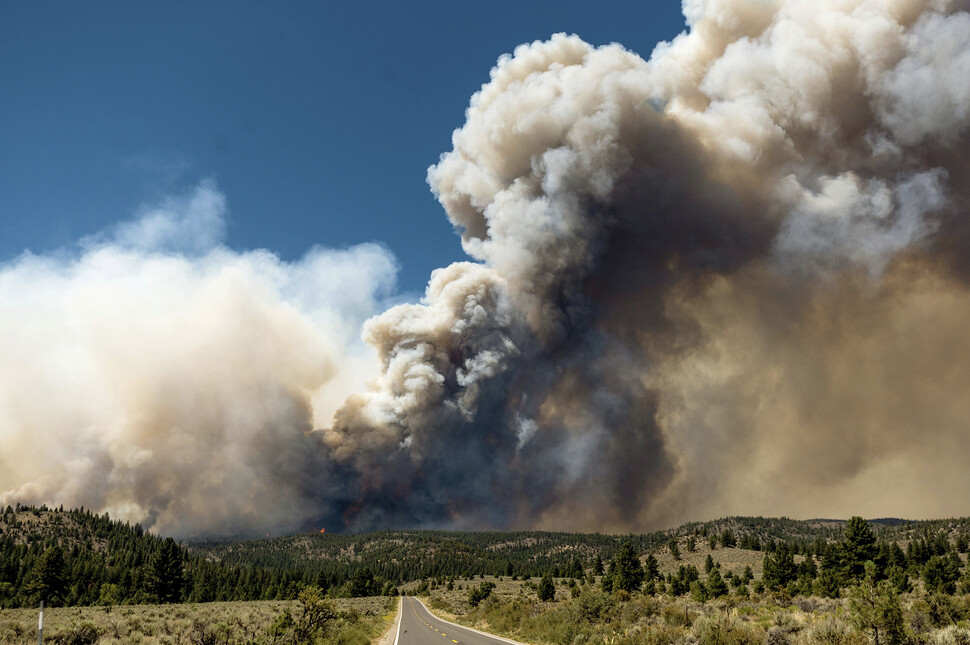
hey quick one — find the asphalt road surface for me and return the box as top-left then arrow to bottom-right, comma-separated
395,597 -> 523,645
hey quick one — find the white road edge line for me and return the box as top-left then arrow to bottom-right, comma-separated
393,597 -> 404,645
412,597 -> 527,645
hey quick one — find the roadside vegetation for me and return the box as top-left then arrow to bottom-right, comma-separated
409,517 -> 970,645
0,594 -> 394,645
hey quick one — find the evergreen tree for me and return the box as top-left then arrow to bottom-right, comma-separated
842,517 -> 877,583
923,555 -> 959,594
762,543 -> 797,590
24,545 -> 68,606
706,568 -> 729,598
956,534 -> 969,554
569,556 -> 584,579
148,538 -> 185,603
886,566 -> 911,594
815,566 -> 841,598
468,580 -> 495,606
348,568 -> 376,597
537,575 -> 555,601
690,580 -> 708,602
668,539 -> 680,561
611,542 -> 644,593
848,562 -> 907,645
644,554 -> 659,582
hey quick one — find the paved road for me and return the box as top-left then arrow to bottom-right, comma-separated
395,597 -> 523,645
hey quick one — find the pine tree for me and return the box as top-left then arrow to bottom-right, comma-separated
848,562 -> 907,645
24,545 -> 68,606
923,555 -> 958,594
148,538 -> 185,603
644,554 -> 659,582
706,568 -> 729,598
612,542 -> 644,593
569,556 -> 584,579
762,543 -> 797,590
348,568 -> 376,597
842,517 -> 877,583
537,575 -> 555,601
668,539 -> 680,561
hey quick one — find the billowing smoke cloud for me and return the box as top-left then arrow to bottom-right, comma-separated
326,0 -> 970,531
0,181 -> 397,536
4,0 -> 970,536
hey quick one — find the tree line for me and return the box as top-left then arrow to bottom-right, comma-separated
6,505 -> 970,609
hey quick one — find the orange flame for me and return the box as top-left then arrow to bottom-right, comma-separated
320,528 -> 325,533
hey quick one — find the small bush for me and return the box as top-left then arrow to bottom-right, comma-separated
807,617 -> 857,645
50,621 -> 100,645
766,627 -> 791,645
662,603 -> 693,627
930,626 -> 970,645
693,613 -> 762,645
573,589 -> 616,622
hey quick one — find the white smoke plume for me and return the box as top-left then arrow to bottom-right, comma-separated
4,0 -> 970,536
0,181 -> 397,536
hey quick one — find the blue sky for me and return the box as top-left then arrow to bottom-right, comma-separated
1,1 -> 687,293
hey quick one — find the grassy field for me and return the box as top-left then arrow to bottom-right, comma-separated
0,596 -> 395,645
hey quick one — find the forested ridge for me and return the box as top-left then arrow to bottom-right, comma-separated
6,504 -> 970,610
186,515 -> 915,578
0,505 -> 311,608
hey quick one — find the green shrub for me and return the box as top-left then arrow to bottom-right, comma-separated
53,621 -> 100,645
693,613 -> 762,645
930,626 -> 970,645
807,617 -> 857,645
572,589 -> 616,622
662,603 -> 692,627
469,581 -> 496,607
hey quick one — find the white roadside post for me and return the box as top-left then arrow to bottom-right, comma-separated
38,599 -> 44,645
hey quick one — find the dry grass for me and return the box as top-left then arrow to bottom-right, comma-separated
0,596 -> 394,645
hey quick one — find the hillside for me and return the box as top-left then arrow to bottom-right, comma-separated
186,515 -> 961,585
0,504 -> 308,608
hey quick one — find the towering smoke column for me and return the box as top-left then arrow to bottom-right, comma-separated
326,0 -> 970,530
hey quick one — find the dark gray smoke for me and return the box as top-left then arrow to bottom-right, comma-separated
325,0 -> 970,531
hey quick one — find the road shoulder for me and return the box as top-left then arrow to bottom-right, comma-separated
375,596 -> 403,645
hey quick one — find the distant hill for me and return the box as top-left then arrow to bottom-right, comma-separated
185,515 -> 962,583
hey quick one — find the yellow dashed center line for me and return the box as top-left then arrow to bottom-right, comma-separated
405,598 -> 462,645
